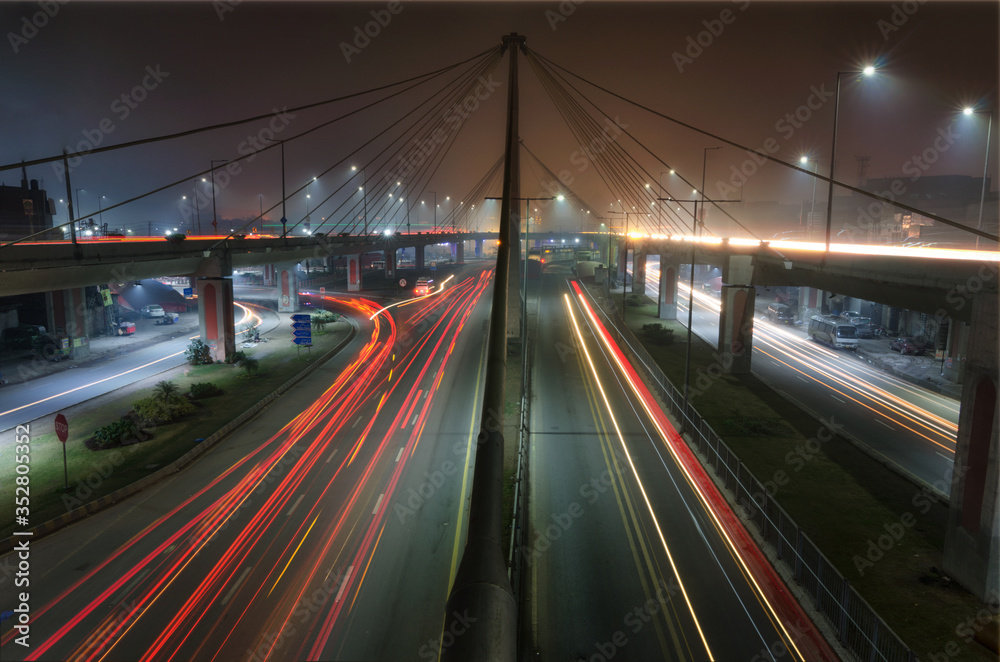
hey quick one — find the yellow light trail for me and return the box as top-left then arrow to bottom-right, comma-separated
563,292 -> 715,661
268,514 -> 321,596
571,285 -> 807,661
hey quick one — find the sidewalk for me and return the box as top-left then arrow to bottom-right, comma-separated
855,337 -> 963,400
0,314 -> 200,387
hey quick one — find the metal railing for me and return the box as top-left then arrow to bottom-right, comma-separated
598,296 -> 916,662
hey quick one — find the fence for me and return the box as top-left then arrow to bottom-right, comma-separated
597,298 -> 916,662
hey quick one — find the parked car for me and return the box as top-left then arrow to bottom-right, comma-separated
850,316 -> 874,338
766,302 -> 795,324
141,304 -> 165,318
890,337 -> 925,355
839,311 -> 861,320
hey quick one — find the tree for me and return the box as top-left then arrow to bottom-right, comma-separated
240,357 -> 259,378
153,380 -> 179,401
186,339 -> 213,365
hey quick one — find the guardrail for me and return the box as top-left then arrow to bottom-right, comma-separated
595,294 -> 915,662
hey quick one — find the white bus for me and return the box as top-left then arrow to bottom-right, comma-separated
808,315 -> 859,350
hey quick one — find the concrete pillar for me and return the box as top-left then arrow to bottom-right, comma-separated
632,249 -> 647,294
718,285 -> 755,375
475,238 -> 483,257
386,248 -> 397,279
943,293 -> 999,601
197,278 -> 235,362
455,241 -> 465,264
277,264 -> 298,312
415,245 -> 425,270
346,254 -> 361,292
617,244 -> 628,282
46,287 -> 90,359
657,254 -> 680,320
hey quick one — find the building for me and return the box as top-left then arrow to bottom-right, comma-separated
0,171 -> 56,241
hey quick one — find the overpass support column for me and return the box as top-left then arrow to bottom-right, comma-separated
717,255 -> 756,375
346,254 -> 361,292
45,287 -> 91,359
475,238 -> 483,257
718,285 -> 755,374
617,243 -> 628,283
657,254 -> 680,320
197,278 -> 235,363
277,264 -> 298,312
415,245 -> 425,270
385,248 -> 397,279
454,241 -> 465,264
943,293 -> 999,601
632,249 -> 647,294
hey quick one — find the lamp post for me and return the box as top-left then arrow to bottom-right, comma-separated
800,156 -> 819,240
964,107 -> 994,249
210,159 -> 228,234
825,66 -> 876,253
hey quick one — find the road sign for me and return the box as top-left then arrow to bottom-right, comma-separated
54,413 -> 68,443
291,321 -> 311,331
320,287 -> 326,295
293,329 -> 313,339
183,287 -> 193,298
292,338 -> 313,346
290,313 -> 311,322
399,278 -> 407,287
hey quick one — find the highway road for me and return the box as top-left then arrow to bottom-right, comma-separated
0,265 -> 494,661
519,261 -> 837,661
638,256 -> 958,492
0,302 -> 277,433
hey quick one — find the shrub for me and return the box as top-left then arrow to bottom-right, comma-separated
240,357 -> 260,378
132,395 -> 196,427
186,339 -> 213,365
188,382 -> 223,399
153,380 -> 178,400
641,323 -> 675,345
225,350 -> 248,365
91,417 -> 139,449
627,293 -> 647,307
242,324 -> 258,342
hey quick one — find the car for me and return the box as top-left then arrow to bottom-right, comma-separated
766,303 -> 795,324
890,337 -> 925,355
141,304 -> 165,318
839,311 -> 861,320
850,316 -> 874,338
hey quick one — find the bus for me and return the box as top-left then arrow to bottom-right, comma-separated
415,277 -> 433,296
808,315 -> 859,350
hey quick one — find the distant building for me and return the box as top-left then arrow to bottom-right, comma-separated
0,174 -> 56,241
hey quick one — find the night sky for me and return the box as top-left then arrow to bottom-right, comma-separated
2,1 -> 997,237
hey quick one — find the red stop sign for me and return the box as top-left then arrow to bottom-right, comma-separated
54,413 -> 68,444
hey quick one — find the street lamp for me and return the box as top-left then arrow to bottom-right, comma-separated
825,66 -> 877,252
210,159 -> 228,234
800,155 -> 819,240
963,107 -> 994,249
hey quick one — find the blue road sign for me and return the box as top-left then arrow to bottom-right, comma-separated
291,322 -> 311,331
293,329 -> 312,339
292,338 -> 313,346
183,287 -> 193,297
290,314 -> 311,322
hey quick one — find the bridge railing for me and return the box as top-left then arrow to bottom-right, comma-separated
595,295 -> 915,662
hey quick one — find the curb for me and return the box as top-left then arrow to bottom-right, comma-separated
0,319 -> 359,555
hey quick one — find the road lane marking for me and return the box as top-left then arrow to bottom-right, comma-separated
395,448 -> 404,462
372,493 -> 384,515
111,567 -> 150,605
326,449 -> 339,464
287,494 -> 304,517
352,416 -> 362,429
221,566 -> 252,606
830,394 -> 847,404
335,566 -> 354,602
797,376 -> 810,383
936,451 -> 953,459
875,419 -> 896,431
